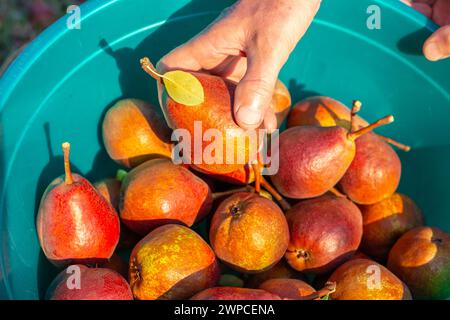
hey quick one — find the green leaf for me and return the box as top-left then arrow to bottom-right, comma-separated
116,169 -> 128,182
162,70 -> 204,106
218,274 -> 244,288
320,294 -> 331,300
259,190 -> 273,201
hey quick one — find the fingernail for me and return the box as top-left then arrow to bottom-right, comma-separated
236,106 -> 263,127
425,43 -> 442,61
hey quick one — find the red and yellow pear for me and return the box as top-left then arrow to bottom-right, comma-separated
271,109 -> 394,199
120,158 -> 212,235
328,259 -> 412,300
210,192 -> 289,273
46,265 -> 133,300
359,193 -> 424,260
259,279 -> 316,300
387,227 -> 450,300
287,97 -> 405,203
191,287 -> 281,300
37,143 -> 120,266
102,98 -> 172,168
129,224 -> 220,300
285,195 -> 363,273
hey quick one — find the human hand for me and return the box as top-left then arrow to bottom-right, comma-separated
404,0 -> 450,61
158,0 -> 321,131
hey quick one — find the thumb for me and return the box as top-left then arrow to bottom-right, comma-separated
233,52 -> 280,131
423,25 -> 450,61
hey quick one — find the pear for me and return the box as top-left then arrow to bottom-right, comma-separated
328,258 -> 412,300
119,158 -> 212,235
359,193 -> 424,260
36,143 -> 120,266
387,227 -> 450,299
46,265 -> 132,300
271,113 -> 394,199
209,192 -> 289,273
191,287 -> 281,300
129,224 -> 220,300
102,99 -> 172,168
285,195 -> 363,273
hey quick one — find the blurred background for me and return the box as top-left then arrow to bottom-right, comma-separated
0,0 -> 86,72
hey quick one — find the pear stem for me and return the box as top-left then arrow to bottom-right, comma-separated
140,57 -> 163,82
62,142 -> 73,185
347,115 -> 394,140
252,160 -> 261,194
298,282 -> 336,300
212,186 -> 255,200
350,100 -> 362,132
260,176 -> 291,211
377,134 -> 411,152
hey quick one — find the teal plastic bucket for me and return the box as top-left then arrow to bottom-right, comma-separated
0,0 -> 449,299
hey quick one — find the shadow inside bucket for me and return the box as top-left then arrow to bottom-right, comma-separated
396,21 -> 435,56
86,96 -> 122,183
399,146 -> 450,233
288,79 -> 321,105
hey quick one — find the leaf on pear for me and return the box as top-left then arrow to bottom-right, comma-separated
259,190 -> 273,201
162,70 -> 204,106
116,169 -> 128,182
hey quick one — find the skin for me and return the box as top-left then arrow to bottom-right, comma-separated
46,265 -> 133,300
328,259 -> 412,300
102,99 -> 172,168
245,260 -> 306,288
120,158 -> 213,235
285,195 -> 363,274
339,132 -> 402,205
160,0 -> 448,129
129,224 -> 220,300
36,174 -> 120,267
159,0 -> 320,131
403,0 -> 450,61
191,287 -> 281,300
387,227 -> 450,299
359,193 -> 424,261
259,278 -> 316,300
270,126 -> 355,199
209,192 -> 289,273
